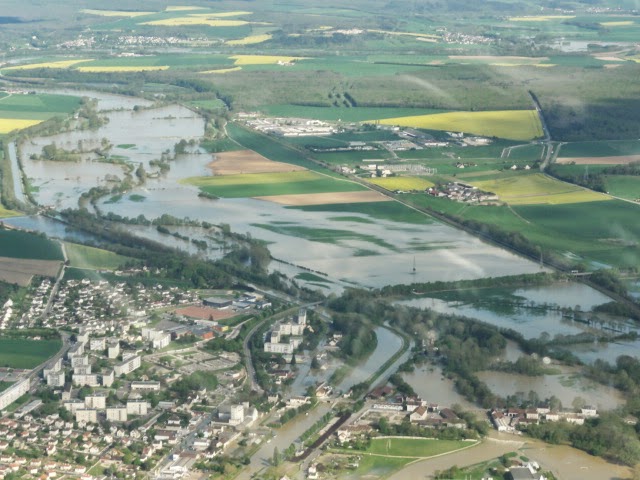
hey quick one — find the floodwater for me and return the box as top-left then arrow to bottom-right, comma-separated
386,431 -> 632,480
338,326 -> 405,391
13,88 -> 547,290
477,369 -> 624,410
398,282 -> 640,364
1,215 -> 97,244
19,103 -> 205,210
402,364 -> 475,409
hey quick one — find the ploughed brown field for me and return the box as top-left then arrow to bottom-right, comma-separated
175,306 -> 238,321
254,190 -> 392,206
556,154 -> 640,165
0,256 -> 62,286
208,149 -> 307,175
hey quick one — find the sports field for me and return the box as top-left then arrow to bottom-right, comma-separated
367,437 -> 473,457
367,177 -> 434,191
0,337 -> 62,369
374,110 -> 544,141
471,174 -> 610,205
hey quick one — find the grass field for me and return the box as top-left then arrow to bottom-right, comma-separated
471,173 -> 610,205
0,230 -> 63,260
367,176 -> 434,191
0,337 -> 62,369
0,206 -> 18,218
605,176 -> 640,201
64,243 -> 130,270
367,437 -> 473,457
558,140 -> 640,158
183,171 -> 365,198
374,110 -> 543,141
402,193 -> 640,268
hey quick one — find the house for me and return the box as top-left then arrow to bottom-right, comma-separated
409,406 -> 428,422
508,463 -> 545,480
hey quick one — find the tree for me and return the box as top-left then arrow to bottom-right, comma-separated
271,447 -> 280,466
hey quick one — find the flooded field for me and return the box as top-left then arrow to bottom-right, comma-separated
11,89 -> 548,291
399,282 -> 640,364
477,369 -> 625,410
402,365 -> 475,409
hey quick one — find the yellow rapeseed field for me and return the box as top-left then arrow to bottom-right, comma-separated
230,55 -> 308,65
0,118 -> 43,134
600,21 -> 634,26
367,177 -> 434,191
141,17 -> 248,26
201,67 -> 242,74
5,59 -> 94,70
508,15 -> 575,21
76,66 -> 170,72
471,174 -> 610,205
227,34 -> 272,45
81,9 -> 154,17
373,110 -> 543,141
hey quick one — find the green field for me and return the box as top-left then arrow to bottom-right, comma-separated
558,140 -> 640,158
0,381 -> 12,392
0,337 -> 62,369
290,201 -> 434,224
227,123 -> 320,170
64,242 -> 130,270
184,171 -> 364,198
0,229 -> 63,260
400,194 -> 640,268
367,437 -> 473,457
605,176 -> 640,201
